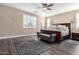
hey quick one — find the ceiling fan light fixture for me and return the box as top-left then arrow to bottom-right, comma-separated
43,7 -> 47,10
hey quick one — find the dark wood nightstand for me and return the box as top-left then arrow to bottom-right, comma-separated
72,32 -> 79,41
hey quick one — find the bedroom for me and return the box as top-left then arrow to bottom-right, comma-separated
0,3 -> 79,55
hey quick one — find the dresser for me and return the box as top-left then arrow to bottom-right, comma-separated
72,32 -> 79,41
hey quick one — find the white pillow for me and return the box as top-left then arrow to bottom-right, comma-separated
50,25 -> 69,33
50,25 -> 54,29
58,25 -> 67,31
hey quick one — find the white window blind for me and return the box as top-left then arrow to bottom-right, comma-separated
76,13 -> 79,30
23,14 -> 37,28
46,18 -> 51,28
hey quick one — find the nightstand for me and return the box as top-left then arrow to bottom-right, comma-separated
72,32 -> 79,41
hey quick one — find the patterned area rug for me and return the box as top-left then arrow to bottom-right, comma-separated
64,40 -> 79,46
15,39 -> 50,55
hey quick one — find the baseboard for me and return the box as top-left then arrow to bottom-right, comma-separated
0,33 -> 36,39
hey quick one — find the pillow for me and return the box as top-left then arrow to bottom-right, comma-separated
51,24 -> 58,30
58,25 -> 68,31
50,24 -> 69,33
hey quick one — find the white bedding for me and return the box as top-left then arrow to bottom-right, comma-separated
61,30 -> 69,37
51,29 -> 69,37
43,29 -> 69,37
44,25 -> 69,37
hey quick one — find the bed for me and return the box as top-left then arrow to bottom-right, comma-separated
37,23 -> 71,43
51,23 -> 71,39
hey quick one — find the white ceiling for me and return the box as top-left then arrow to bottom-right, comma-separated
1,3 -> 79,17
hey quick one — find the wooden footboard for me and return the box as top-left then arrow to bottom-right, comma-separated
40,30 -> 61,43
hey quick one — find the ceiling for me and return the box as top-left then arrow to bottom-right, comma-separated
1,3 -> 79,17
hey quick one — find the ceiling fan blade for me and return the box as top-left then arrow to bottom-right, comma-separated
47,8 -> 51,10
47,4 -> 53,7
41,3 -> 44,7
37,7 -> 43,9
41,3 -> 47,7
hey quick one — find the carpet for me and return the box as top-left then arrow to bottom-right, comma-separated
15,39 -> 49,55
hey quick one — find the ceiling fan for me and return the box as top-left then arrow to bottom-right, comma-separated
38,3 -> 53,10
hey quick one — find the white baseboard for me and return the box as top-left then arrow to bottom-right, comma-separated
0,33 -> 36,39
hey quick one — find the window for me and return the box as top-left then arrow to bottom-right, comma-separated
76,13 -> 79,30
23,14 -> 37,28
46,18 -> 51,28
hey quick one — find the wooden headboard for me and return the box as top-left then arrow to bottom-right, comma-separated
53,23 -> 71,38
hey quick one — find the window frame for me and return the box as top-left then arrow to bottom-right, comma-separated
46,18 -> 51,28
23,14 -> 37,28
76,13 -> 79,30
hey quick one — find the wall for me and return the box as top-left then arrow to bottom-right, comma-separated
46,9 -> 79,33
0,5 -> 45,37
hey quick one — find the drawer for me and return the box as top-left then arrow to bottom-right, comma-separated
72,33 -> 79,40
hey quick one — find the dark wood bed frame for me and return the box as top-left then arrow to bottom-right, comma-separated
53,23 -> 71,39
40,23 -> 71,43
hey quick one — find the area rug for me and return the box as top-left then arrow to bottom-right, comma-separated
15,39 -> 49,55
64,40 -> 79,46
